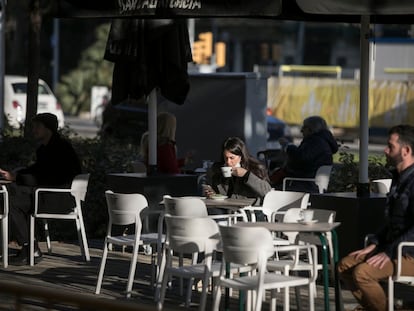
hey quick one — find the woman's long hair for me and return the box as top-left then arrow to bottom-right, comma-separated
157,112 -> 176,144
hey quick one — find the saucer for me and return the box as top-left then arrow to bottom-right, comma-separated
181,196 -> 206,200
299,219 -> 318,225
210,195 -> 228,201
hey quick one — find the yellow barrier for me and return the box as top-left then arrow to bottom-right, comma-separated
279,65 -> 342,78
267,76 -> 414,128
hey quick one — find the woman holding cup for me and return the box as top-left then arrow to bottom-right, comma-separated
205,137 -> 271,206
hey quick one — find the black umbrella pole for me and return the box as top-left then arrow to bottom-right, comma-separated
147,165 -> 158,176
356,182 -> 370,197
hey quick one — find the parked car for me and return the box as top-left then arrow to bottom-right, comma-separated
99,98 -> 148,142
266,114 -> 293,149
3,75 -> 65,129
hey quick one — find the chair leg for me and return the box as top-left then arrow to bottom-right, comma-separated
44,220 -> 52,254
270,289 -> 277,311
157,253 -> 172,310
283,286 -> 290,311
125,242 -> 140,298
154,246 -> 166,302
254,287 -> 264,311
2,218 -> 8,268
95,242 -> 109,294
76,217 -> 90,262
198,274 -> 209,311
388,277 -> 394,311
29,216 -> 35,266
212,282 -> 221,311
185,277 -> 194,308
309,282 -> 315,311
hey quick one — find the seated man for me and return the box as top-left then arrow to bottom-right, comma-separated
338,125 -> 414,311
0,113 -> 82,265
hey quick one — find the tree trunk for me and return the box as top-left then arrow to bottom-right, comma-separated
24,0 -> 41,139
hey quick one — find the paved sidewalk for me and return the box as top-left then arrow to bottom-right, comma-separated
1,241 -> 413,310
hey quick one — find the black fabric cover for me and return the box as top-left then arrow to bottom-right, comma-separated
104,19 -> 192,105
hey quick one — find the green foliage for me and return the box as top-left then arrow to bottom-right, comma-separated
56,24 -> 114,115
328,144 -> 392,192
71,136 -> 142,238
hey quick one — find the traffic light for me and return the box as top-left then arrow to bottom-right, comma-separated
215,42 -> 226,67
192,41 -> 204,64
192,32 -> 213,64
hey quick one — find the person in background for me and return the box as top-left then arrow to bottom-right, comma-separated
270,115 -> 338,192
0,113 -> 82,265
205,136 -> 271,206
337,124 -> 414,311
140,112 -> 192,174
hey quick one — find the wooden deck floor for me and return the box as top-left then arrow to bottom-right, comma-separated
0,240 -> 411,310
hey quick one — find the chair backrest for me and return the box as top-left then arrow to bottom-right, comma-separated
297,209 -> 336,246
371,178 -> 392,194
314,165 -> 333,193
219,225 -> 274,265
70,174 -> 90,202
312,209 -> 336,223
0,185 -> 8,217
163,196 -> 208,217
105,190 -> 149,226
282,207 -> 305,243
261,190 -> 309,221
165,215 -> 219,254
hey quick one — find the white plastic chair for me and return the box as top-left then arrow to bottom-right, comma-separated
269,208 -> 337,300
364,235 -> 414,311
0,185 -> 9,268
213,225 -> 318,311
388,241 -> 414,311
96,191 -> 155,298
371,178 -> 392,194
282,165 -> 333,193
157,215 -> 221,311
279,208 -> 336,268
240,189 -> 310,223
29,173 -> 90,266
158,196 -> 241,301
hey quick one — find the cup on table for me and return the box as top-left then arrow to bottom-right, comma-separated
300,209 -> 314,222
221,166 -> 232,178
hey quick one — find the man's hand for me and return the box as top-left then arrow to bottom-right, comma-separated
349,243 -> 376,260
366,252 -> 391,269
231,167 -> 247,177
0,168 -> 15,181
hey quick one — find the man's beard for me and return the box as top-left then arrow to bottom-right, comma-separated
386,153 -> 402,168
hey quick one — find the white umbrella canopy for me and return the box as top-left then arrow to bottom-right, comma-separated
294,0 -> 414,196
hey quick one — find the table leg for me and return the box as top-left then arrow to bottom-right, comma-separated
318,234 -> 330,311
332,230 -> 344,311
225,262 -> 230,311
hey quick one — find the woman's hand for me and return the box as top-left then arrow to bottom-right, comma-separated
202,184 -> 216,198
232,167 -> 247,177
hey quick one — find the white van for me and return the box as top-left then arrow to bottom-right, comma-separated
3,75 -> 65,128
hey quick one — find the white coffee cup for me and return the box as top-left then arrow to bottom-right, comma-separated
300,209 -> 314,222
221,166 -> 232,178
